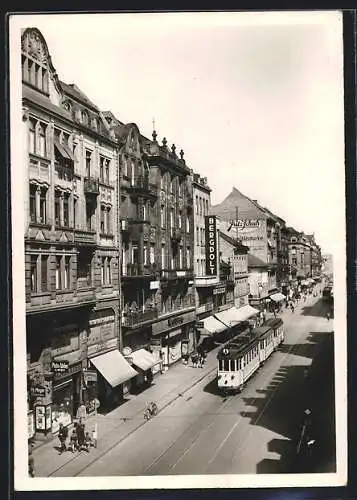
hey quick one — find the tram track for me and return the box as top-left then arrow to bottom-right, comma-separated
49,295 -> 328,477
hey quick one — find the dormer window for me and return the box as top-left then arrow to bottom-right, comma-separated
81,110 -> 88,125
63,101 -> 72,112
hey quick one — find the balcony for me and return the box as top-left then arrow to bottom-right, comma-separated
160,268 -> 193,280
84,177 -> 100,196
124,176 -> 157,199
171,228 -> 183,245
74,229 -> 96,245
122,263 -> 157,279
122,307 -> 159,328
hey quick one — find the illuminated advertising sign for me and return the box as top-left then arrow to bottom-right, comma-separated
205,216 -> 217,276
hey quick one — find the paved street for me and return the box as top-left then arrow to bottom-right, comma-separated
33,290 -> 335,477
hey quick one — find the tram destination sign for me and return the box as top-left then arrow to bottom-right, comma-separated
205,215 -> 217,276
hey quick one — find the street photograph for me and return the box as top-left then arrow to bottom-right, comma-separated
10,10 -> 347,490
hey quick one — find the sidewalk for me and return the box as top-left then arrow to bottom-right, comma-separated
32,346 -> 218,477
32,289 -> 323,477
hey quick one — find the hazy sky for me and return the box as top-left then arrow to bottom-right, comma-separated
12,12 -> 344,254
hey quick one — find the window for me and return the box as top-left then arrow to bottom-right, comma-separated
132,245 -> 139,264
86,202 -> 93,231
100,206 -> 105,233
39,255 -> 47,291
143,203 -> 147,221
178,182 -> 182,196
38,124 -> 46,157
196,195 -> 199,214
56,256 -> 62,290
123,156 -> 128,177
291,246 -> 296,255
30,255 -> 37,292
85,150 -> 91,177
150,244 -> 155,265
105,159 -> 110,184
39,189 -> 46,223
171,255 -> 175,270
170,209 -> 174,235
170,178 -> 173,193
143,245 -> 148,265
77,248 -> 92,286
186,248 -> 190,268
178,211 -> 182,229
101,257 -> 111,285
160,206 -> 165,228
81,110 -> 88,125
131,161 -> 135,186
100,156 -> 104,182
179,247 -> 183,269
196,227 -> 199,246
161,245 -> 165,268
186,216 -> 190,233
63,194 -> 69,227
160,175 -> 164,190
54,191 -> 61,227
29,119 -> 36,154
64,257 -> 70,289
29,185 -> 37,223
73,198 -> 78,228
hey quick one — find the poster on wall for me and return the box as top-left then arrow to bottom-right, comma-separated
35,406 -> 45,431
168,340 -> 182,365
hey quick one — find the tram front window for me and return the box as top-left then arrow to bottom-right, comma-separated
223,360 -> 230,371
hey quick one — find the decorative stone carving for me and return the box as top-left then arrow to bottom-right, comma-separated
22,30 -> 47,63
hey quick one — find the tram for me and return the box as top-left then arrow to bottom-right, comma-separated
217,319 -> 285,394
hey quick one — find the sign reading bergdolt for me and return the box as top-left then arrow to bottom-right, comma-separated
205,215 -> 218,276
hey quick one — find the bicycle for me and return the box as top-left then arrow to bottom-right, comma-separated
144,402 -> 158,421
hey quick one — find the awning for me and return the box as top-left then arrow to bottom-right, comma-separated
202,315 -> 227,334
270,292 -> 286,302
131,349 -> 160,371
54,138 -> 75,162
214,308 -> 241,328
90,350 -> 138,387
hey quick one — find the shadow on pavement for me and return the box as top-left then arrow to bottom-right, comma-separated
238,331 -> 336,474
300,298 -> 333,318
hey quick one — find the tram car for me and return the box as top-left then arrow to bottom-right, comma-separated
217,322 -> 282,394
264,317 -> 285,348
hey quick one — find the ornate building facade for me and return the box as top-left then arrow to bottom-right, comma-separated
23,28 -> 123,438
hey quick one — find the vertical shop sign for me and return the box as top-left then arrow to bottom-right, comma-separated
205,215 -> 217,276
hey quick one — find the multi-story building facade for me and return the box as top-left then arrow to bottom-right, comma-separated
212,187 -> 278,298
191,173 -> 219,320
287,228 -> 312,281
22,28 -> 123,437
219,232 -> 249,309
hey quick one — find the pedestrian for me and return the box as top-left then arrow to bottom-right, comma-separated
290,303 -> 295,313
58,422 -> 68,454
326,311 -> 330,321
191,352 -> 198,368
68,429 -> 78,453
28,444 -> 35,477
77,419 -> 85,449
182,352 -> 189,365
92,422 -> 98,448
81,431 -> 92,452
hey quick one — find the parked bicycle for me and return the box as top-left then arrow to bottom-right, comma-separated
144,401 -> 158,421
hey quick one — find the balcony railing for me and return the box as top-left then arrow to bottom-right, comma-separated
161,268 -> 193,280
84,177 -> 100,195
74,229 -> 96,245
171,228 -> 183,244
125,176 -> 158,198
122,307 -> 158,328
122,263 -> 157,278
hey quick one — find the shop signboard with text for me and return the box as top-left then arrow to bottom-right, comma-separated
152,310 -> 196,336
205,215 -> 218,276
221,218 -> 267,262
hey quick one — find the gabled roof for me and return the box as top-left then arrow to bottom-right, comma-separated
60,81 -> 99,112
248,254 -> 268,268
211,187 -> 267,220
219,231 -> 249,253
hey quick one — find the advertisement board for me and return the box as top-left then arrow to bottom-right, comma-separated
205,215 -> 218,276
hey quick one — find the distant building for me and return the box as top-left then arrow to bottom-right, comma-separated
322,254 -> 333,277
211,187 -> 279,296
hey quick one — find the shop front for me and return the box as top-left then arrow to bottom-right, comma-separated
51,357 -> 82,434
151,310 -> 196,370
126,346 -> 161,393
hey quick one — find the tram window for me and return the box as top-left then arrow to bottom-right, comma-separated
223,360 -> 230,371
219,360 -> 223,371
238,359 -> 241,370
230,360 -> 236,371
